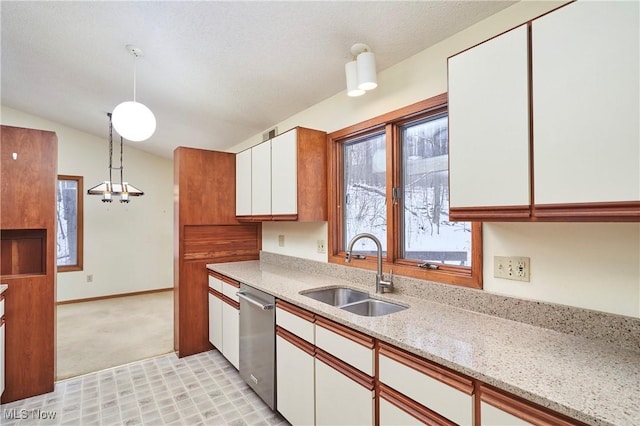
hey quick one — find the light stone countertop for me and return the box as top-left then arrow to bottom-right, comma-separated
0,284 -> 7,295
208,260 -> 640,426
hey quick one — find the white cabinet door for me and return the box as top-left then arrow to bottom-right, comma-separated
379,398 -> 423,426
481,401 -> 533,426
208,293 -> 223,350
315,359 -> 374,426
235,149 -> 252,216
532,1 -> 639,205
251,141 -> 272,216
1,322 -> 4,397
222,302 -> 240,369
276,335 -> 315,425
271,129 -> 298,216
448,24 -> 530,209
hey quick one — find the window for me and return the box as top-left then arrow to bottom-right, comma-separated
329,94 -> 482,288
57,175 -> 83,271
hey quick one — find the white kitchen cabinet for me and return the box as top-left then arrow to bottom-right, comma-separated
235,126 -> 327,222
315,316 -> 375,376
379,384 -> 456,426
208,291 -> 223,350
222,300 -> 239,369
379,397 -> 424,426
378,342 -> 474,426
1,294 -> 4,397
276,331 -> 315,425
315,352 -> 374,426
271,129 -> 298,216
448,24 -> 530,216
532,0 -> 639,210
251,140 -> 272,217
481,401 -> 532,426
235,149 -> 252,217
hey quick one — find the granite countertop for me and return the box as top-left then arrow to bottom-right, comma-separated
207,260 -> 639,426
0,284 -> 7,295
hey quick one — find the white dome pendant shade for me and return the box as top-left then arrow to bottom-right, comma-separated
112,101 -> 156,142
345,43 -> 378,96
112,45 -> 156,142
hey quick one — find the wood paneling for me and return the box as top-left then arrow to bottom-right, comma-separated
174,147 -> 260,358
0,125 -> 57,403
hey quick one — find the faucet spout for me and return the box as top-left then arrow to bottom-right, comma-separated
345,233 -> 393,294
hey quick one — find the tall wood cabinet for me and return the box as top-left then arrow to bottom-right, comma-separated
0,125 -> 57,403
174,147 -> 260,358
448,0 -> 639,221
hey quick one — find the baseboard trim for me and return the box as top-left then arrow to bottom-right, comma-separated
57,287 -> 173,305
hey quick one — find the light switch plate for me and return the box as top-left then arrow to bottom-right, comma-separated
278,235 -> 285,247
494,256 -> 530,282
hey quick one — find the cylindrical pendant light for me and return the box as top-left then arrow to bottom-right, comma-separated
345,60 -> 365,97
356,50 -> 377,91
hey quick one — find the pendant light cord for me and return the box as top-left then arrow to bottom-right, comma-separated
133,53 -> 137,103
108,113 -> 114,184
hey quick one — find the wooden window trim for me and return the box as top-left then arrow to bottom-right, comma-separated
327,94 -> 482,289
57,175 -> 83,272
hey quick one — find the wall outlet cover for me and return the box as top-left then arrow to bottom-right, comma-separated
493,256 -> 530,282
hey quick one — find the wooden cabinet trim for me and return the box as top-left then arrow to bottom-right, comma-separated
221,276 -> 240,288
315,316 -> 375,349
208,270 -> 225,280
0,316 -> 5,326
378,341 -> 474,395
208,287 -> 223,299
380,383 -> 457,426
316,347 -> 374,391
533,201 -> 640,221
276,326 -> 315,356
271,214 -> 298,221
480,385 -> 587,426
276,299 -> 315,323
221,294 -> 240,310
449,206 -> 531,221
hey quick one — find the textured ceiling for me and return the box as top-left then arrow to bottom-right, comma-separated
1,1 -> 515,158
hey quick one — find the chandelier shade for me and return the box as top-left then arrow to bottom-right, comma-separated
112,101 -> 156,142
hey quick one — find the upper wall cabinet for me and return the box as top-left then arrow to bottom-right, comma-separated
448,0 -> 639,221
236,127 -> 328,222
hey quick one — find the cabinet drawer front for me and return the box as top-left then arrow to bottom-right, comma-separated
481,401 -> 533,426
222,281 -> 240,303
379,398 -> 425,426
276,306 -> 314,344
379,347 -> 473,425
208,275 -> 223,293
315,318 -> 374,376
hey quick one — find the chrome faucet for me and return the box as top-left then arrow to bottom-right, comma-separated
345,233 -> 393,294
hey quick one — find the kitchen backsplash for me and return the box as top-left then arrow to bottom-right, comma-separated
260,251 -> 640,353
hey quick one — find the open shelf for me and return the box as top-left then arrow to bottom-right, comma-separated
0,229 -> 46,276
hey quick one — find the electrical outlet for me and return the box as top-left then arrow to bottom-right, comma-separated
278,235 -> 285,247
316,239 -> 326,254
86,274 -> 93,283
494,256 -> 530,282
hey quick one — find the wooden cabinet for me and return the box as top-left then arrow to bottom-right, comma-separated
235,127 -> 327,222
207,271 -> 240,369
276,301 -> 316,426
531,0 -> 639,219
0,126 -> 56,403
1,293 -> 5,398
479,385 -> 585,426
448,24 -> 530,219
174,147 -> 260,358
447,1 -> 639,221
378,342 -> 474,425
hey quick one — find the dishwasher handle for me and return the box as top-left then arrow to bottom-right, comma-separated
236,291 -> 274,310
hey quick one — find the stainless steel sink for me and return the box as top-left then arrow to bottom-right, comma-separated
301,287 -> 369,306
300,287 -> 407,317
340,299 -> 407,316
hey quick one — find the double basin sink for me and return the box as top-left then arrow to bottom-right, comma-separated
301,287 -> 407,317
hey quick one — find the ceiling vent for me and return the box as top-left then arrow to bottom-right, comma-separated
262,127 -> 278,142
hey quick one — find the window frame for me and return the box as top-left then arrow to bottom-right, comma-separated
328,94 -> 483,289
57,174 -> 84,272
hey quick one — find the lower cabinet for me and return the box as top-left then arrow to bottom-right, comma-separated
1,294 -> 5,397
208,272 -> 240,369
379,384 -> 454,426
276,329 -> 315,425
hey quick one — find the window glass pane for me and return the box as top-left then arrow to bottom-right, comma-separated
343,132 -> 387,255
57,179 -> 78,266
401,114 -> 472,266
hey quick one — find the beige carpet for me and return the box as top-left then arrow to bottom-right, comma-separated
56,290 -> 174,380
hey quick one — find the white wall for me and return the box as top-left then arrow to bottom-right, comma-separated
228,0 -> 640,318
1,106 -> 173,302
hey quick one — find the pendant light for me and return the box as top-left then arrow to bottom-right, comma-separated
87,113 -> 144,203
345,43 -> 378,96
112,45 -> 156,142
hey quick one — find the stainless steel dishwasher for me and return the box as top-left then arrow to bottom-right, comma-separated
237,283 -> 276,409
